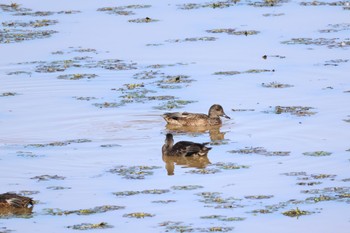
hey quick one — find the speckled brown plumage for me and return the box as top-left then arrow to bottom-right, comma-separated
162,104 -> 230,127
0,193 -> 34,208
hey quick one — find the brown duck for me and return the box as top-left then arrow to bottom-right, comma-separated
162,104 -> 230,127
162,133 -> 212,157
0,193 -> 34,208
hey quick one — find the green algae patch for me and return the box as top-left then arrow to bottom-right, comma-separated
282,207 -> 311,217
128,17 -> 159,23
300,1 -> 349,6
2,19 -> 58,28
30,174 -> 65,181
178,1 -> 238,10
214,162 -> 250,170
201,215 -> 245,222
67,222 -> 112,230
281,37 -> 350,49
207,28 -> 260,36
123,212 -> 155,218
97,4 -> 151,16
166,37 -> 217,43
57,74 -> 98,80
26,139 -> 91,147
228,146 -> 290,156
303,151 -> 332,157
186,168 -> 221,175
0,29 -> 57,44
262,82 -> 293,88
213,69 -> 274,76
108,165 -> 161,179
273,106 -> 316,116
153,100 -> 196,110
245,195 -> 274,199
171,185 -> 204,190
45,205 -> 124,216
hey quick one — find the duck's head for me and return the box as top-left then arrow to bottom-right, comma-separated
208,104 -> 230,119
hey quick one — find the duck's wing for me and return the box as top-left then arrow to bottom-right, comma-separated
1,193 -> 33,208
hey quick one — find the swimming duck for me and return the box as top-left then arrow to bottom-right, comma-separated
162,104 -> 230,127
162,133 -> 212,157
0,193 -> 34,208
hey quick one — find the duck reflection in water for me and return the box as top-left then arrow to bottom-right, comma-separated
165,124 -> 226,142
162,133 -> 211,175
0,193 -> 34,217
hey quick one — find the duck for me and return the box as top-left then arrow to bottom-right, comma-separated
162,104 -> 230,127
0,193 -> 34,208
162,133 -> 212,157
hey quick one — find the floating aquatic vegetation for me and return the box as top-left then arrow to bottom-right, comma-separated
13,10 -> 80,16
245,195 -> 274,199
123,212 -> 155,218
46,186 -> 72,190
262,82 -> 293,88
228,146 -> 290,156
206,28 -> 260,36
251,209 -> 273,214
0,3 -> 31,12
2,19 -> 58,28
0,92 -> 17,97
133,70 -> 164,79
303,151 -> 332,157
300,1 -> 349,6
0,29 -> 57,44
324,59 -> 349,66
128,17 -> 159,23
153,100 -> 196,110
146,62 -> 189,69
166,37 -> 217,43
159,221 -> 193,232
296,181 -> 322,186
213,162 -> 250,170
26,139 -> 91,147
262,13 -> 285,16
7,71 -> 32,76
16,151 -> 43,158
100,144 -> 121,148
248,0 -> 288,7
108,165 -> 161,179
231,108 -> 255,112
305,195 -> 334,203
273,106 -> 317,116
201,215 -> 245,221
301,186 -> 350,195
179,1 -> 238,10
97,4 -> 151,15
159,75 -> 194,84
142,189 -> 170,194
67,222 -> 112,230
45,205 -> 124,216
152,200 -> 177,204
319,23 -> 350,33
30,175 -> 65,181
73,96 -> 97,101
17,190 -> 40,195
281,37 -> 350,48
57,74 -> 98,80
171,185 -> 204,190
93,102 -> 124,108
113,191 -> 141,197
213,69 -> 274,76
186,168 -> 221,175
282,207 -> 311,217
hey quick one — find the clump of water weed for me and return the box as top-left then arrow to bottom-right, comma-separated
213,162 -> 250,169
30,175 -> 65,181
207,28 -> 260,36
97,5 -> 151,15
57,74 -> 98,80
248,0 -> 287,7
152,200 -> 177,204
262,82 -> 293,88
186,168 -> 221,175
303,151 -> 332,156
166,37 -> 217,43
128,17 -> 159,23
201,215 -> 246,221
45,205 -> 124,216
300,1 -> 349,6
16,151 -> 43,158
2,19 -> 58,28
273,106 -> 316,116
171,185 -> 204,190
1,92 -> 18,97
178,1 -> 238,10
108,165 -> 161,179
281,37 -> 350,49
123,212 -> 155,218
47,186 -> 71,190
26,139 -> 91,147
153,100 -> 196,110
133,70 -> 164,79
0,29 -> 57,44
245,195 -> 274,199
228,146 -> 290,156
282,207 -> 311,217
213,69 -> 274,76
67,222 -> 112,230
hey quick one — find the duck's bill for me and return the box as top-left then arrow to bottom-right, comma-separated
223,113 -> 231,119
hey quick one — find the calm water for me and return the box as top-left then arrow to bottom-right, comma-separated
0,0 -> 349,232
